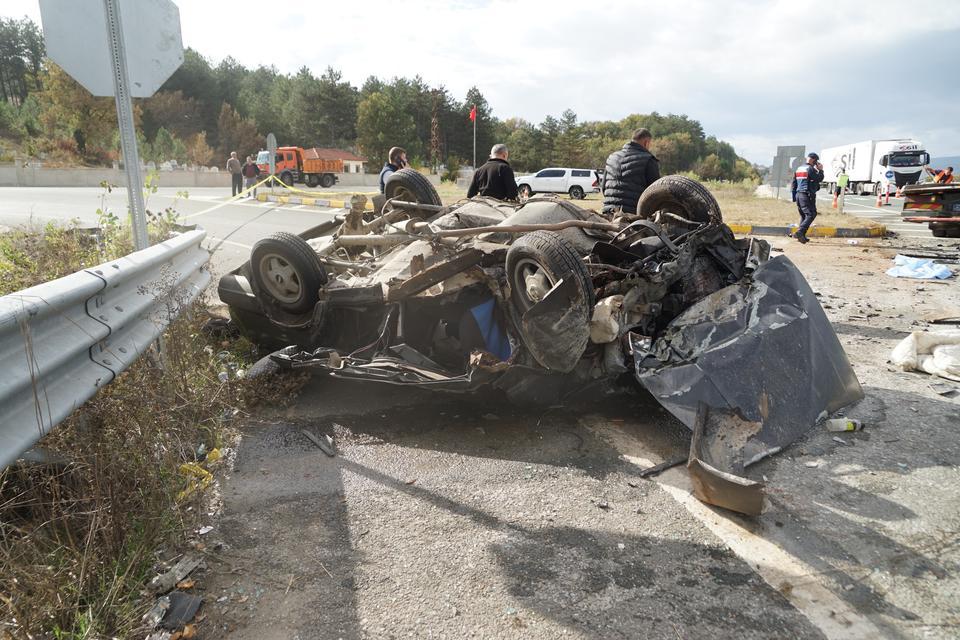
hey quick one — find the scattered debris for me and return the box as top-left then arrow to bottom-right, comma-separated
825,418 -> 863,432
923,306 -> 960,325
148,555 -> 201,595
832,436 -> 849,445
143,596 -> 171,628
890,330 -> 960,382
197,525 -> 213,536
886,255 -> 954,280
301,429 -> 336,456
930,382 -> 959,397
804,460 -> 821,468
481,413 -> 499,421
176,579 -> 195,590
172,624 -> 197,639
687,403 -> 764,517
160,591 -> 203,631
637,455 -> 687,479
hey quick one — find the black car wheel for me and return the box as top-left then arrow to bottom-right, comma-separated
518,184 -> 533,199
506,231 -> 595,313
280,171 -> 294,187
568,185 -> 585,200
305,174 -> 320,188
250,232 -> 327,313
384,168 -> 442,206
636,175 -> 722,224
320,173 -> 336,188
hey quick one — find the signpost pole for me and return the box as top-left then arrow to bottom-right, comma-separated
103,0 -> 149,250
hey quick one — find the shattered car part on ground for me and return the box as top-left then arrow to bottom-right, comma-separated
219,170 -> 864,514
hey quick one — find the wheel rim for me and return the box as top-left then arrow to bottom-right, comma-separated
519,185 -> 531,199
393,185 -> 417,202
571,187 -> 583,199
257,253 -> 302,304
512,258 -> 556,311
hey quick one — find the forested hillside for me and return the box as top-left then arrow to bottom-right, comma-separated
0,17 -> 757,180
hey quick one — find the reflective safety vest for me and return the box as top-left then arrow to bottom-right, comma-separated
934,171 -> 954,184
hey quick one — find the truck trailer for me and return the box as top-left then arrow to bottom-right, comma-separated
257,147 -> 342,188
820,139 -> 929,196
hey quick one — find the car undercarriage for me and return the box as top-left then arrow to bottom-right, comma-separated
218,171 -> 863,514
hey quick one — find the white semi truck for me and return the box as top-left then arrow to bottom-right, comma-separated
820,139 -> 929,196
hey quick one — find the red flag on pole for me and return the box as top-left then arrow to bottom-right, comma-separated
469,105 -> 477,122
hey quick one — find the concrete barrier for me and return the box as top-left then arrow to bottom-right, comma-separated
0,164 -> 232,188
0,164 -> 442,189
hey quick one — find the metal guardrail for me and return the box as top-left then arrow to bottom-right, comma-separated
0,229 -> 210,468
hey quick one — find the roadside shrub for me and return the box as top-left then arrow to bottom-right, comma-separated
0,216 -> 255,637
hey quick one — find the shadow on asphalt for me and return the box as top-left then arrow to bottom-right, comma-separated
211,375 -> 955,637
733,385 -> 959,630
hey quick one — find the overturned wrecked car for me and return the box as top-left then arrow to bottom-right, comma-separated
219,170 -> 863,514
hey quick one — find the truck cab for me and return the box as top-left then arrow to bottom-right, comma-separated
257,146 -> 341,188
876,141 -> 929,195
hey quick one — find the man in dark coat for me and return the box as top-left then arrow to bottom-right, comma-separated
467,144 -> 519,201
602,128 -> 661,215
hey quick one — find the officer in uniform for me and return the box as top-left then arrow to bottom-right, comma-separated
790,152 -> 824,244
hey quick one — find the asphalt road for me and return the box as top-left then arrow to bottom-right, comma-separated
814,192 -> 933,239
0,186 -> 346,277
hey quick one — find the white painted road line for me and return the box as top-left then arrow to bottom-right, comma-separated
583,416 -> 884,640
207,237 -> 252,250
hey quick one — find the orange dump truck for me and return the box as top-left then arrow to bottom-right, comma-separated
256,146 -> 342,188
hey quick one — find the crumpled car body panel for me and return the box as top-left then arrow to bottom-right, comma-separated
633,255 -> 864,471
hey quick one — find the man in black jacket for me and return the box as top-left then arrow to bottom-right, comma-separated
602,128 -> 661,215
467,144 -> 519,201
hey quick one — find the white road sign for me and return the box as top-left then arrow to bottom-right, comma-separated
40,0 -> 184,98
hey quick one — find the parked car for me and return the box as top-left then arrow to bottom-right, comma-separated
217,170 -> 862,514
514,168 -> 600,199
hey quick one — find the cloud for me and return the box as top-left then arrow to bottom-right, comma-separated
11,0 -> 960,163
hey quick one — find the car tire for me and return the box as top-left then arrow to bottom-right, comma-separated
569,185 -> 585,200
636,175 -> 722,224
250,232 -> 327,313
506,231 -> 595,313
930,225 -> 948,238
518,184 -> 533,199
305,174 -> 320,188
280,171 -> 294,187
320,173 -> 336,188
384,168 -> 442,206
246,352 -> 281,379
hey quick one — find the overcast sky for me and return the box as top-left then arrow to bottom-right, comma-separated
7,0 -> 960,164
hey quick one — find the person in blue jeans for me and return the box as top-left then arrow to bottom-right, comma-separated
790,152 -> 824,244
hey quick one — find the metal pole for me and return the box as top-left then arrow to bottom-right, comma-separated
103,0 -> 149,250
472,107 -> 476,169
773,156 -> 782,201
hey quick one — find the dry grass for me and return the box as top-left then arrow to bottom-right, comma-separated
0,217 -> 285,638
434,179 -> 878,228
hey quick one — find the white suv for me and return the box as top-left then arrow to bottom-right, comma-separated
515,168 -> 600,200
